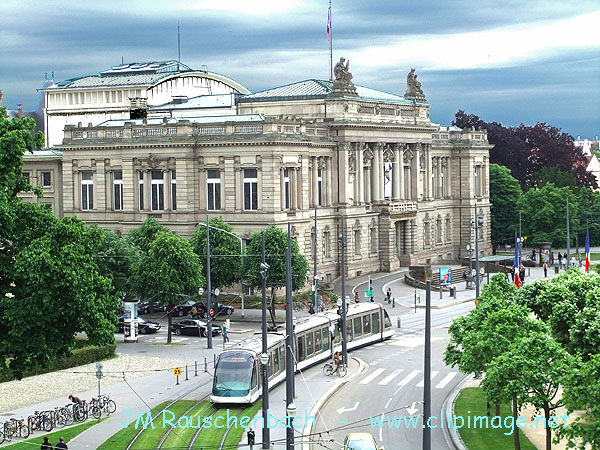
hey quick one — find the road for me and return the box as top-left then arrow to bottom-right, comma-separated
313,302 -> 475,450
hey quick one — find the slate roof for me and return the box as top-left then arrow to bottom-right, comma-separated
239,79 -> 417,104
50,72 -> 174,89
96,114 -> 265,127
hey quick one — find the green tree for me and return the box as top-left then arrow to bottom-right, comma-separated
242,225 -> 308,324
1,217 -> 117,378
130,230 -> 204,343
190,217 -> 242,290
517,183 -> 578,247
557,354 -> 600,449
483,332 -> 575,450
95,228 -> 138,297
489,164 -> 522,245
127,218 -> 168,254
532,165 -> 578,189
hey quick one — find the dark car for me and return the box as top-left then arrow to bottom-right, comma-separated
138,301 -> 167,315
197,302 -> 234,318
173,300 -> 198,317
172,319 -> 222,337
115,315 -> 161,334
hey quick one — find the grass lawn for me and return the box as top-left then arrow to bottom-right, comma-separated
455,388 -> 537,450
97,401 -> 169,450
1,419 -> 101,450
223,401 -> 263,447
160,401 -> 215,449
132,400 -> 197,450
192,407 -> 242,449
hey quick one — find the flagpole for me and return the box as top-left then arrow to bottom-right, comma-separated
328,0 -> 333,80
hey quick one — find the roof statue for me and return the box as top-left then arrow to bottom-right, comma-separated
404,68 -> 426,101
331,57 -> 358,96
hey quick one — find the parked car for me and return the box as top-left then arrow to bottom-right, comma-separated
115,315 -> 161,334
172,319 -> 222,337
138,301 -> 167,315
172,300 -> 198,317
197,302 -> 234,318
341,433 -> 383,450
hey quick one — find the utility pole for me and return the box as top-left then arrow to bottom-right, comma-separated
423,280 -> 432,450
313,207 -> 318,308
475,203 -> 480,298
206,216 -> 212,349
566,197 -> 571,268
285,223 -> 295,450
339,215 -> 348,366
260,231 -> 270,449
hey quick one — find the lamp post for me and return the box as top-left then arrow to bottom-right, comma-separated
205,216 -> 212,349
338,215 -> 348,366
473,203 -> 484,298
258,231 -> 270,449
313,207 -> 318,309
285,223 -> 295,450
566,197 -> 571,268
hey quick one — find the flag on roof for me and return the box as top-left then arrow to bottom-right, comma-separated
327,4 -> 332,41
514,237 -> 522,288
585,230 -> 591,273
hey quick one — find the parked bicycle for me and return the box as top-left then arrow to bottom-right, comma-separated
323,361 -> 347,377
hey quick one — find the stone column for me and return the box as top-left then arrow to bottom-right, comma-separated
445,158 -> 451,199
377,144 -> 385,201
291,167 -> 298,210
234,164 -> 242,211
371,145 -> 380,202
437,157 -> 443,198
73,170 -> 80,210
357,145 -> 365,204
393,144 -> 402,200
412,143 -> 421,200
424,145 -> 431,200
311,156 -> 318,207
143,170 -> 151,211
280,168 -> 286,210
326,156 -> 333,206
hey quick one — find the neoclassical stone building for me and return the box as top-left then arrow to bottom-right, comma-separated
21,59 -> 492,280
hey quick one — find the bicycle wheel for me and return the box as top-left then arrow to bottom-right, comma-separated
323,363 -> 333,376
90,406 -> 101,419
20,424 -> 30,438
337,364 -> 348,377
0,429 -> 5,444
42,418 -> 53,432
293,303 -> 301,312
74,407 -> 86,423
104,400 -> 117,415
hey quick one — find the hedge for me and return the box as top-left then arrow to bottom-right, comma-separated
1,342 -> 116,383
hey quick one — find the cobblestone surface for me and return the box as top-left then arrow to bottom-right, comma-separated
0,354 -> 191,412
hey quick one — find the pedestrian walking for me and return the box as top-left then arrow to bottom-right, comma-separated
558,252 -> 563,269
354,291 -> 359,303
550,252 -> 555,266
41,437 -> 53,450
386,287 -> 392,304
511,266 -> 515,282
222,323 -> 229,343
55,437 -> 68,449
519,267 -> 526,284
543,262 -> 548,278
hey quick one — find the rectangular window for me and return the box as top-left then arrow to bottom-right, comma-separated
138,171 -> 144,211
41,171 -> 52,188
362,315 -> 371,335
23,172 -> 30,185
353,317 -> 362,338
314,329 -> 322,354
151,170 -> 164,211
297,335 -> 305,362
81,171 -> 93,210
322,328 -> 330,351
372,313 -> 380,334
113,170 -> 123,211
283,168 -> 290,210
306,332 -> 314,357
346,320 -> 353,342
278,346 -> 285,372
207,169 -> 221,211
317,168 -> 323,206
170,170 -> 177,211
475,166 -> 482,197
243,168 -> 258,211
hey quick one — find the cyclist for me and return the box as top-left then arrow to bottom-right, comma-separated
332,351 -> 341,374
68,394 -> 83,405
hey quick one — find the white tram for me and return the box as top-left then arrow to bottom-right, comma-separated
211,302 -> 393,404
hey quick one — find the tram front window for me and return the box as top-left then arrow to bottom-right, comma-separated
213,352 -> 254,397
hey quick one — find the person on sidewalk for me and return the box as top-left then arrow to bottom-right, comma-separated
354,291 -> 360,303
55,437 -> 68,449
386,288 -> 392,304
558,252 -> 563,269
41,437 -> 53,450
222,324 -> 229,343
543,262 -> 548,278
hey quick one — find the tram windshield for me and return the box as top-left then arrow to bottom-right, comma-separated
213,352 -> 254,397
383,309 -> 392,328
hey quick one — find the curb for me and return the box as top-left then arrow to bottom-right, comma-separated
301,356 -> 368,450
441,374 -> 473,450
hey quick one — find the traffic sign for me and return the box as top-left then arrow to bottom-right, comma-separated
174,367 -> 182,376
365,289 -> 373,298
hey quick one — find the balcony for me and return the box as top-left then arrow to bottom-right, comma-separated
375,200 -> 418,219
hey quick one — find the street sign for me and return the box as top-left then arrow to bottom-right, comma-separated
214,288 -> 220,296
174,367 -> 182,376
365,289 -> 373,298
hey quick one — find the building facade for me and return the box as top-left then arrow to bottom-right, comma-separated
22,60 -> 493,280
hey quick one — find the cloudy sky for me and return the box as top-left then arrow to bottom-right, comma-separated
1,0 -> 599,138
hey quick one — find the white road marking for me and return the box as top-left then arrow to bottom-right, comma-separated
416,370 -> 440,387
397,369 -> 421,386
359,368 -> 386,384
435,372 -> 458,389
378,369 -> 404,385
385,398 -> 392,409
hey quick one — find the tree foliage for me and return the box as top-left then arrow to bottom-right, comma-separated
190,217 -> 242,290
453,111 -> 597,190
127,217 -> 168,254
95,228 -> 138,297
489,164 -> 521,244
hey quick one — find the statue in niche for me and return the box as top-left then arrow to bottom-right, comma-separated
404,68 -> 426,100
331,57 -> 358,96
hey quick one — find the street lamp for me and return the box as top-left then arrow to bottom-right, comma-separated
338,215 -> 348,366
472,204 -> 484,298
466,243 -> 473,288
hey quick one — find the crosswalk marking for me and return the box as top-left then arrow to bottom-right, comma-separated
435,372 -> 458,389
397,370 -> 421,386
378,369 -> 403,385
359,368 -> 386,384
416,370 -> 440,387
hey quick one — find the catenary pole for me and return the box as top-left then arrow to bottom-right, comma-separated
260,231 -> 270,449
340,215 -> 348,365
566,197 -> 571,268
423,280 -> 432,450
475,203 -> 480,298
313,207 -> 318,308
285,223 -> 295,449
206,216 -> 212,349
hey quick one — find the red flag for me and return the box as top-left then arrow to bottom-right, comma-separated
327,7 -> 332,41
